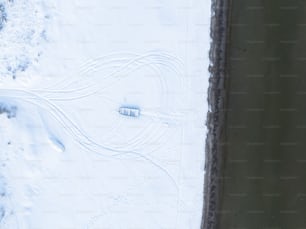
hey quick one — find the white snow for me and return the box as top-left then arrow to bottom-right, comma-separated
0,0 -> 210,228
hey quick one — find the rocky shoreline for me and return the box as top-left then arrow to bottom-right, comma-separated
202,0 -> 232,228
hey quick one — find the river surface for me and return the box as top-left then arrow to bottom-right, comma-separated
217,0 -> 306,228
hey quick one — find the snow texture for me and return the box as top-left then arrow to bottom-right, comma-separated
0,0 -> 48,79
0,3 -> 7,31
0,0 -> 210,228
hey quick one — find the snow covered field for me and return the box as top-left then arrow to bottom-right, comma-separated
0,0 -> 210,228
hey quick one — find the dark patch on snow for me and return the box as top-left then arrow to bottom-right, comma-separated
6,57 -> 30,79
0,177 -> 6,197
0,103 -> 17,118
0,3 -> 7,31
0,206 -> 4,222
40,30 -> 47,40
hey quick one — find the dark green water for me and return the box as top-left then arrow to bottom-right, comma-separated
218,0 -> 306,228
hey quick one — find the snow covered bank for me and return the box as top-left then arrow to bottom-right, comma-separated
0,0 -> 210,228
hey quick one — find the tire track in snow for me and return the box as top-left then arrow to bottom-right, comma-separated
1,89 -> 180,199
0,52 -> 187,201
39,51 -> 187,152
